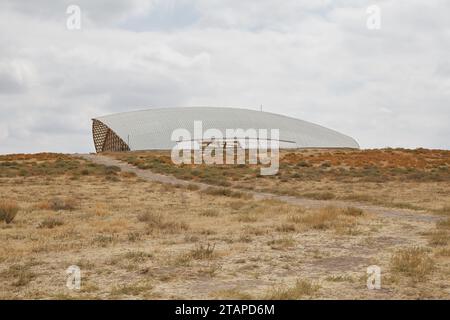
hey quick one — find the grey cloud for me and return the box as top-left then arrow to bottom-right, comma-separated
1,0 -> 152,25
0,0 -> 449,153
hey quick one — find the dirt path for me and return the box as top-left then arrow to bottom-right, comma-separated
77,153 -> 440,223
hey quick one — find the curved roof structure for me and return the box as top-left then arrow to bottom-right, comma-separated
92,107 -> 359,152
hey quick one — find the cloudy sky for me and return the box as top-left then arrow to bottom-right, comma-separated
0,0 -> 449,153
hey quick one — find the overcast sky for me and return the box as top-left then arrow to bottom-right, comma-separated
0,0 -> 449,153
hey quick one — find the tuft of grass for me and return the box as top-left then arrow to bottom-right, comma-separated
343,207 -> 364,216
38,217 -> 64,229
276,224 -> 296,232
186,184 -> 200,191
200,209 -> 219,217
390,247 -> 434,281
123,251 -> 152,263
267,237 -> 295,250
437,217 -> 450,229
325,275 -> 353,282
120,171 -> 137,179
137,212 -> 188,233
433,206 -> 450,216
237,213 -> 257,223
190,243 -> 216,260
202,187 -> 252,199
229,201 -> 246,211
105,165 -> 121,175
301,192 -> 335,200
111,282 -> 152,297
127,231 -> 143,242
0,263 -> 36,287
428,231 -> 449,247
172,253 -> 193,267
38,197 -> 77,211
297,207 -> 340,230
198,264 -> 222,277
92,234 -> 119,247
265,279 -> 319,299
0,200 -> 19,224
293,206 -> 361,231
436,248 -> 450,257
341,193 -> 374,203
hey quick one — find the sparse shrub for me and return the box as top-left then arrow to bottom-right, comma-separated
186,184 -> 200,191
299,207 -> 340,230
0,200 -> 19,224
38,217 -> 64,229
137,212 -> 163,225
276,224 -> 296,232
137,212 -> 188,232
437,217 -> 450,229
0,263 -> 36,287
267,237 -> 295,250
229,201 -> 246,211
123,251 -> 152,263
428,231 -> 449,247
297,160 -> 311,167
111,282 -> 152,296
198,263 -> 222,277
434,206 -> 450,216
436,248 -> 450,257
39,197 -> 77,211
293,206 -> 362,232
238,234 -> 252,243
343,207 -> 364,216
93,234 -> 119,247
200,209 -> 218,217
190,243 -> 216,260
121,171 -> 137,178
237,213 -> 257,223
302,192 -> 335,200
342,194 -> 374,203
320,161 -> 331,168
127,231 -> 143,242
172,253 -> 193,267
184,234 -> 199,243
105,175 -> 120,182
94,203 -> 110,216
265,280 -> 319,299
202,187 -> 252,199
105,165 -> 121,175
390,247 -> 434,281
325,275 -> 353,282
287,215 -> 302,224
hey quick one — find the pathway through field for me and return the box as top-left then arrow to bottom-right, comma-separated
78,153 -> 440,223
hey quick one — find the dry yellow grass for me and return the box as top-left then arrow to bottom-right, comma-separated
111,149 -> 450,211
0,153 -> 449,299
265,280 -> 320,299
0,200 -> 19,224
390,247 -> 434,281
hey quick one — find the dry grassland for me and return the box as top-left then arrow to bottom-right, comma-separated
112,148 -> 450,211
0,152 -> 449,299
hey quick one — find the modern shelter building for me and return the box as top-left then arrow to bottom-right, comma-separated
92,107 -> 359,152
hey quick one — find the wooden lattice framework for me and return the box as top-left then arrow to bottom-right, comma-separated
92,119 -> 130,153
